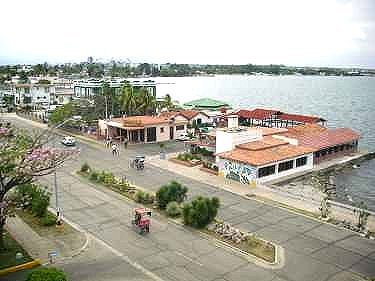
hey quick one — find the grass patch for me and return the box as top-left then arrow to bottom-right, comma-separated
0,231 -> 33,270
204,229 -> 275,263
15,210 -> 75,237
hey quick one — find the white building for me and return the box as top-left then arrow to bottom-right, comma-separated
12,83 -> 55,109
73,78 -> 156,100
214,116 -> 314,186
98,115 -> 188,143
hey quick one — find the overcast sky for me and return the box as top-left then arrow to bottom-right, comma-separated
0,0 -> 374,68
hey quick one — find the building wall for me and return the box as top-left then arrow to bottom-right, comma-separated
191,113 -> 211,125
217,159 -> 257,186
216,129 -> 262,154
217,152 -> 313,185
256,153 -> 313,183
154,124 -> 170,142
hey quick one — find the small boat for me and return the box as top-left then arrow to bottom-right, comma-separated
346,195 -> 354,202
352,164 -> 360,169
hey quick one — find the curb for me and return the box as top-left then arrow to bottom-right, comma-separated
167,217 -> 284,269
47,207 -> 91,262
0,260 -> 40,276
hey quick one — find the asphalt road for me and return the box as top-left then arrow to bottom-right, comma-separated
7,117 -> 375,281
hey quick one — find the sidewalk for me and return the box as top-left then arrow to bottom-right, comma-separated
5,215 -> 88,265
148,155 -> 375,232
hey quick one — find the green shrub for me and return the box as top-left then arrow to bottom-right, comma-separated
40,213 -> 57,226
26,267 -> 68,281
156,181 -> 188,209
183,196 -> 220,228
102,172 -> 116,186
89,171 -> 99,181
166,201 -> 182,217
30,187 -> 50,218
134,190 -> 154,204
80,162 -> 91,173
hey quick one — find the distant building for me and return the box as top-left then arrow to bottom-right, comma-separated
98,115 -> 188,143
159,110 -> 211,126
73,78 -> 156,100
233,108 -> 326,127
11,83 -> 55,110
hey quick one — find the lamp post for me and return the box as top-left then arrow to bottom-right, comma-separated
51,115 -> 81,225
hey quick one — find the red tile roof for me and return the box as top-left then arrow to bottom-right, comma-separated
159,110 -> 209,120
279,113 -> 326,123
235,108 -> 281,120
111,116 -> 170,127
288,128 -> 360,150
217,144 -> 314,166
281,124 -> 360,150
236,136 -> 289,151
159,111 -> 180,119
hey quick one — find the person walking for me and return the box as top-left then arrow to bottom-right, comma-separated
111,144 -> 117,156
124,137 -> 128,149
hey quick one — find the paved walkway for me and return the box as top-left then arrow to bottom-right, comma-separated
5,214 -> 87,264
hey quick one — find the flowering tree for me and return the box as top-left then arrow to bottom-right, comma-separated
0,125 -> 78,250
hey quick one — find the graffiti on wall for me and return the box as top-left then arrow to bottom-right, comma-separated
221,160 -> 257,185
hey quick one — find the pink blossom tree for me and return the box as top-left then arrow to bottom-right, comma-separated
0,126 -> 78,250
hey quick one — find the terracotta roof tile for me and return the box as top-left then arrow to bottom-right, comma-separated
111,116 -> 170,127
235,108 -> 281,120
286,128 -> 360,150
236,136 -> 289,151
217,144 -> 314,166
279,113 -> 326,123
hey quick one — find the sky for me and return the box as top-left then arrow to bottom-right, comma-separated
0,0 -> 374,68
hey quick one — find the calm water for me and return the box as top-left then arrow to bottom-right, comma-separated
155,75 -> 375,210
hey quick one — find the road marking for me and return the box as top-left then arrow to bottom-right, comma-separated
175,251 -> 203,266
89,234 -> 165,281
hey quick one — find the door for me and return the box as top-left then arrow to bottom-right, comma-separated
170,127 -> 174,140
146,127 -> 156,142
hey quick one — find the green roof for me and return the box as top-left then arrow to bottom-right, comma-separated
183,98 -> 231,109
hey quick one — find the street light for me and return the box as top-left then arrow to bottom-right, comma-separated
51,115 -> 81,225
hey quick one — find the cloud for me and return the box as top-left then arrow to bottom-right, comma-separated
0,0 -> 374,67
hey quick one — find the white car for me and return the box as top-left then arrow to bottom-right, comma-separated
176,133 -> 190,141
61,136 -> 76,146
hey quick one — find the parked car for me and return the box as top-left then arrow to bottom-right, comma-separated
61,136 -> 76,146
176,133 -> 190,141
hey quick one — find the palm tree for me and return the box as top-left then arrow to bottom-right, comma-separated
163,94 -> 174,110
136,88 -> 156,115
119,82 -> 137,116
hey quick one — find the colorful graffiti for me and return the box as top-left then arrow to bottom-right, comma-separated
220,160 -> 257,185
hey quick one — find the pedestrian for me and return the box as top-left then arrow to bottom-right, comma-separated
115,144 -> 120,156
111,144 -> 117,156
124,137 -> 128,149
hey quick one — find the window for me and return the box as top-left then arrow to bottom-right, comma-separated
258,165 -> 276,178
296,156 -> 307,167
160,127 -> 164,133
176,125 -> 184,131
278,160 -> 294,172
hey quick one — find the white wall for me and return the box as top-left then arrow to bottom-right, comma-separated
216,128 -> 262,154
217,152 -> 313,185
257,153 -> 314,183
192,113 -> 211,124
155,124 -> 170,142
